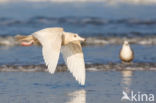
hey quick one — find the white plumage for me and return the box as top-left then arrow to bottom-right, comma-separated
61,41 -> 85,85
120,41 -> 134,63
32,27 -> 86,85
33,28 -> 63,74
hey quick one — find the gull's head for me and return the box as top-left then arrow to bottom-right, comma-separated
71,33 -> 85,42
123,41 -> 129,46
63,32 -> 85,45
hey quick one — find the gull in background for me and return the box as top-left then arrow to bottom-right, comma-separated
15,27 -> 86,85
120,41 -> 134,63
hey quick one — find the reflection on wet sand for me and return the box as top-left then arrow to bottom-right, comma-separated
67,89 -> 86,103
121,70 -> 133,94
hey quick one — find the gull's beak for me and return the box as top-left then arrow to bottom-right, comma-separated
78,36 -> 86,42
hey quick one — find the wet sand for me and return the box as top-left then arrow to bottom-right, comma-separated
0,71 -> 155,103
0,63 -> 156,72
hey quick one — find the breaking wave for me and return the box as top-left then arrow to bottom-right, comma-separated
0,17 -> 156,46
0,17 -> 156,26
0,35 -> 156,46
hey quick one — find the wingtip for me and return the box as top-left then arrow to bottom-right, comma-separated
47,68 -> 56,74
79,84 -> 85,87
79,80 -> 85,86
81,83 -> 85,86
79,83 -> 85,87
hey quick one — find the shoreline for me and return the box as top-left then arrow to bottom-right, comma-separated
0,63 -> 156,72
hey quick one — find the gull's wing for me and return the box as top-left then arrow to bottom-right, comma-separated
61,41 -> 86,85
33,28 -> 63,73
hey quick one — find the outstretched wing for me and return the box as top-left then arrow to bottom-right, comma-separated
33,28 -> 63,73
61,41 -> 86,85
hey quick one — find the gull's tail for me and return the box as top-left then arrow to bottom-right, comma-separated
15,34 -> 40,45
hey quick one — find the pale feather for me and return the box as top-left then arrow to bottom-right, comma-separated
33,28 -> 63,73
61,41 -> 86,85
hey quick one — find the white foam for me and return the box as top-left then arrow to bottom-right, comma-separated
0,36 -> 156,46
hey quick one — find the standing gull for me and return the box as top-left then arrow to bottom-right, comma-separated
16,27 -> 86,85
120,41 -> 134,63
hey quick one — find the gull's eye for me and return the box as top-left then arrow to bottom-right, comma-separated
74,35 -> 77,37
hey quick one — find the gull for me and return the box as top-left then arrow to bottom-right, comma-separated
120,41 -> 134,63
15,27 -> 86,85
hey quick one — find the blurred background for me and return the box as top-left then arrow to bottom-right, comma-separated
0,1 -> 156,103
0,0 -> 156,65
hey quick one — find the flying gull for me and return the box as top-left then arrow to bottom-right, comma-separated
16,27 -> 86,85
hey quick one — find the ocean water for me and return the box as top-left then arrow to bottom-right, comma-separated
0,0 -> 156,103
0,45 -> 156,65
0,71 -> 156,103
